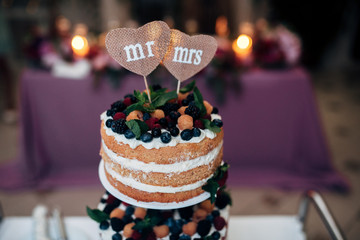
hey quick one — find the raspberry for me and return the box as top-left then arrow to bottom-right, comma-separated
124,94 -> 137,103
113,112 -> 126,120
131,230 -> 142,240
153,123 -> 161,129
185,104 -> 201,119
123,97 -> 132,106
213,216 -> 226,230
194,120 -> 204,129
203,114 -> 211,121
146,231 -> 157,240
106,194 -> 116,204
145,118 -> 159,129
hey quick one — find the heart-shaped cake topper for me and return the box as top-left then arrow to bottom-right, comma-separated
162,29 -> 218,82
105,21 -> 170,76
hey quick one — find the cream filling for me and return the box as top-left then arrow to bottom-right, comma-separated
105,162 -> 212,193
100,111 -> 221,150
102,140 -> 223,173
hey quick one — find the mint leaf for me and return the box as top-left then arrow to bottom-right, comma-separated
134,90 -> 145,103
180,80 -> 196,93
201,119 -> 221,133
202,179 -> 219,203
151,91 -> 177,108
193,87 -> 207,117
125,103 -> 149,115
86,206 -> 109,223
214,162 -> 229,181
126,119 -> 149,139
222,191 -> 233,206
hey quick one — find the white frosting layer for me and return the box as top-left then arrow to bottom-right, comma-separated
102,140 -> 223,173
100,112 -> 220,149
105,162 -> 212,193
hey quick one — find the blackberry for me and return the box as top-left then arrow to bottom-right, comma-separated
211,107 -> 219,114
124,94 -> 137,103
103,204 -> 116,214
167,121 -> 176,129
181,129 -> 193,141
106,109 -> 116,117
185,104 -> 201,119
152,84 -> 162,91
193,128 -> 201,137
169,111 -> 181,121
152,128 -> 162,138
178,206 -> 193,220
212,119 -> 223,128
141,133 -> 153,143
169,127 -> 179,137
181,99 -> 189,106
143,112 -> 151,121
100,220 -> 110,230
186,93 -> 194,101
124,129 -> 135,139
111,119 -> 128,134
159,118 -> 168,127
170,234 -> 180,240
160,132 -> 172,143
161,103 -> 180,116
122,215 -> 133,224
197,220 -> 211,237
111,217 -> 125,232
215,191 -> 231,209
106,119 -> 114,128
111,101 -> 126,112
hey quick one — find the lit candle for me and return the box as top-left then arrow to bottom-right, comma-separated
71,35 -> 89,57
232,34 -> 252,59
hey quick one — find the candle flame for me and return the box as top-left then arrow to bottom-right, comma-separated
71,35 -> 89,57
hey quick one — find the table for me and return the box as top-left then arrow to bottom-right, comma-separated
0,68 -> 347,191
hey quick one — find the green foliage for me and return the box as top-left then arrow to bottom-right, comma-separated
201,119 -> 221,133
179,80 -> 196,93
86,206 -> 109,223
126,119 -> 149,139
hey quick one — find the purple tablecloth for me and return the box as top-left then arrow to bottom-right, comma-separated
0,68 -> 348,191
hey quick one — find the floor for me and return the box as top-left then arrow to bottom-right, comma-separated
0,68 -> 359,239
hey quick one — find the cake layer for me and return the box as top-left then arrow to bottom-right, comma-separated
100,120 -> 224,164
102,147 -> 223,187
105,169 -> 206,203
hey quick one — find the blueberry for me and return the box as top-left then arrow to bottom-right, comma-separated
152,128 -> 162,138
211,107 -> 219,114
112,233 -> 122,240
99,220 -> 110,230
193,128 -> 201,137
124,129 -> 135,139
111,217 -> 125,232
103,204 -> 116,214
211,210 -> 220,218
169,111 -> 181,120
122,215 -> 133,224
106,119 -> 114,128
169,127 -> 180,137
143,112 -> 151,121
100,198 -> 106,203
212,119 -> 223,128
161,132 -> 172,143
106,109 -> 115,117
180,129 -> 193,141
206,214 -> 214,222
140,133 -> 153,143
165,218 -> 175,227
159,118 -> 168,127
197,220 -> 211,237
125,206 -> 134,216
212,231 -> 221,240
181,99 -> 189,106
167,121 -> 176,129
170,234 -> 180,240
179,235 -> 191,240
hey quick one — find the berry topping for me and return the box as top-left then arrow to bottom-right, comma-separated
196,220 -> 211,237
211,107 -> 219,114
199,199 -> 215,213
111,217 -> 125,232
214,216 -> 226,230
212,119 -> 223,128
178,106 -> 188,115
103,204 -> 116,214
123,97 -> 132,106
211,210 -> 220,218
100,220 -> 110,230
153,225 -> 170,238
125,206 -> 135,216
151,109 -> 165,119
203,100 -> 213,115
152,84 -> 162,91
169,111 -> 181,121
160,132 -> 172,143
181,99 -> 189,106
131,230 -> 141,240
178,206 -> 193,220
106,119 -> 114,128
110,208 -> 125,219
217,170 -> 228,187
123,223 -> 135,238
180,129 -> 193,141
124,94 -> 137,103
145,118 -> 159,130
111,101 -> 126,112
215,191 -> 231,209
177,92 -> 189,101
160,103 -> 180,115
146,231 -> 156,240
178,115 -> 193,130
159,118 -> 168,127
134,207 -> 147,219
124,129 -> 135,139
112,233 -> 122,240
212,231 -> 221,240
185,103 -> 201,119
187,93 -> 194,101
167,121 -> 176,129
194,120 -> 205,129
182,222 -> 197,236
107,109 -> 116,117
111,119 -> 128,134
122,215 -> 133,224
170,234 -> 180,240
206,214 -> 214,222
179,235 -> 191,240
113,112 -> 126,121
203,114 -> 212,121
169,127 -> 180,137
193,128 -> 201,137
152,128 -> 162,138
126,110 -> 143,121
140,133 -> 153,143
192,208 -> 207,223
142,112 -> 151,121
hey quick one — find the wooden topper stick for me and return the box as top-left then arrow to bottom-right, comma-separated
176,80 -> 181,95
143,76 -> 152,103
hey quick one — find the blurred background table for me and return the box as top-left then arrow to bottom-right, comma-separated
0,67 -> 347,191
